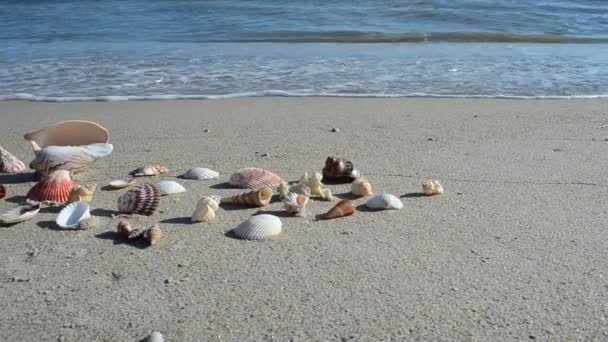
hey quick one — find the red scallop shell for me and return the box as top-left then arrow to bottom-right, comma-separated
229,167 -> 283,189
0,185 -> 6,200
26,170 -> 77,204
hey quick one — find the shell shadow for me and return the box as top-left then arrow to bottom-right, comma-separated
314,213 -> 329,221
355,204 -> 377,213
269,194 -> 282,204
36,220 -> 70,231
334,192 -> 359,200
94,231 -> 149,249
401,192 -> 427,198
4,195 -> 28,204
219,203 -> 251,211
210,182 -> 234,189
39,206 -> 62,214
0,172 -> 36,184
224,230 -> 241,240
91,208 -> 119,218
159,216 -> 191,225
252,209 -> 294,218
100,185 -> 121,191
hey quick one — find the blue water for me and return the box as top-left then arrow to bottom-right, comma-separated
1,0 -> 607,100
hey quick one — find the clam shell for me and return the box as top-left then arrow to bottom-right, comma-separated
157,181 -> 186,196
56,201 -> 91,229
351,177 -> 373,197
67,183 -> 96,203
24,120 -> 109,153
191,195 -> 221,223
109,179 -> 137,189
145,224 -> 162,246
29,143 -> 114,176
117,183 -> 160,216
0,145 -> 26,173
26,170 -> 77,204
0,184 -> 6,200
181,167 -> 219,180
232,214 -> 282,240
365,193 -> 403,210
322,156 -> 359,181
220,187 -> 272,207
0,204 -> 40,225
130,165 -> 170,177
229,167 -> 283,189
422,180 -> 444,196
283,192 -> 308,217
325,200 -> 355,219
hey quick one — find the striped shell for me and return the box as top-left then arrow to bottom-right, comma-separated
0,204 -> 40,225
55,201 -> 91,229
29,143 -> 113,176
365,193 -> 403,210
117,183 -> 160,216
232,214 -> 282,240
0,145 -> 26,173
157,181 -> 186,196
182,167 -> 219,180
26,170 -> 77,204
220,187 -> 272,207
129,165 -> 170,177
422,180 -> 444,196
0,185 -> 6,200
229,167 -> 283,189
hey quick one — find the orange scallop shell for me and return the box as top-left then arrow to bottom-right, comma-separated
26,170 -> 77,204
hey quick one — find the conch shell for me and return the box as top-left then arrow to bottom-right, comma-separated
191,195 -> 221,223
67,183 -> 97,203
0,145 -> 26,173
29,143 -> 114,176
322,156 -> 360,181
26,170 -> 77,204
129,165 -> 170,177
351,177 -> 372,197
220,187 -> 272,207
324,200 -> 355,219
282,192 -> 308,217
145,224 -> 162,246
24,120 -> 109,153
422,180 -> 444,196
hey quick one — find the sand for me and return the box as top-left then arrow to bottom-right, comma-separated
0,98 -> 607,341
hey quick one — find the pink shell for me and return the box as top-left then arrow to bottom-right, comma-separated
229,167 -> 283,189
0,148 -> 26,173
117,183 -> 160,216
26,170 -> 77,204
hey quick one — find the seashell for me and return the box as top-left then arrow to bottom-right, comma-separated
0,145 -> 26,173
108,178 -> 138,189
128,227 -> 146,240
191,195 -> 221,223
220,187 -> 272,207
232,214 -> 282,240
366,193 -> 403,210
56,201 -> 91,229
277,181 -> 290,199
117,183 -> 160,216
322,156 -> 360,181
351,177 -> 373,197
283,192 -> 308,217
181,167 -> 219,180
229,167 -> 283,189
145,224 -> 162,246
26,170 -> 77,204
24,120 -> 109,153
145,331 -> 164,342
308,172 -> 332,201
129,165 -> 170,177
0,184 -> 6,200
29,143 -> 114,176
67,183 -> 96,203
422,180 -> 444,196
78,216 -> 100,230
117,220 -> 133,237
325,200 -> 355,219
0,204 -> 40,225
157,181 -> 186,196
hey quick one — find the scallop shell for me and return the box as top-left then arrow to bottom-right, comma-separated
181,167 -> 219,180
0,145 -> 26,173
145,224 -> 162,246
191,195 -> 221,223
117,220 -> 133,237
56,201 -> 91,229
351,177 -> 373,197
117,183 -> 160,216
322,156 -> 360,181
0,185 -> 6,200
220,187 -> 272,207
283,192 -> 308,217
229,167 -> 283,189
67,183 -> 97,203
422,180 -> 444,196
108,179 -> 138,189
0,204 -> 40,225
365,193 -> 403,210
232,214 -> 282,240
24,120 -> 109,153
26,170 -> 78,204
157,181 -> 186,196
325,200 -> 355,219
145,331 -> 164,342
129,165 -> 170,177
29,143 -> 114,176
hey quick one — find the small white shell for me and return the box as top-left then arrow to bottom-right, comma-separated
56,201 -> 91,229
108,179 -> 137,189
0,204 -> 40,224
365,193 -> 403,210
157,181 -> 186,196
182,167 -> 219,180
422,180 -> 444,196
145,331 -> 164,342
232,214 -> 282,240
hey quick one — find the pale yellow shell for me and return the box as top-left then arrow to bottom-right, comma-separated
145,224 -> 162,246
191,196 -> 221,223
351,177 -> 373,197
422,180 -> 444,196
67,183 -> 97,203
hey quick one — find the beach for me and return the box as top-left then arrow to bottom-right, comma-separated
0,97 -> 607,341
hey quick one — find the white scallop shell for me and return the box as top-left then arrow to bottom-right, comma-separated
232,214 -> 282,240
365,193 -> 403,210
56,201 -> 91,229
109,179 -> 137,189
157,181 -> 186,196
0,204 -> 40,224
182,167 -> 219,180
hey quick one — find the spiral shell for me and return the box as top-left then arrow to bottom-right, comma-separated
282,192 -> 308,217
67,183 -> 97,203
322,156 -> 360,181
351,177 -> 372,197
325,200 -> 355,219
191,195 -> 221,223
229,167 -> 283,189
232,214 -> 282,240
181,167 -> 219,180
365,193 -> 403,210
26,170 -> 77,204
117,183 -> 160,216
55,201 -> 91,229
422,180 -> 444,196
157,181 -> 186,196
220,187 -> 272,207
129,165 -> 170,177
145,224 -> 162,246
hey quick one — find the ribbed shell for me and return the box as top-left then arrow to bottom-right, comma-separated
229,167 -> 283,189
0,185 -> 6,200
55,201 -> 91,229
232,214 -> 282,240
117,183 -> 160,216
325,200 -> 355,219
0,204 -> 40,225
26,170 -> 77,204
182,167 -> 219,180
157,181 -> 186,196
29,143 -> 113,176
365,193 -> 403,210
220,187 -> 272,207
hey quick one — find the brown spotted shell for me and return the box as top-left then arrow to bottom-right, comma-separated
117,183 -> 160,216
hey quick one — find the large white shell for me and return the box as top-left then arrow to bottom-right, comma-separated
0,204 -> 40,224
56,201 -> 91,229
365,193 -> 403,210
182,167 -> 219,180
29,143 -> 114,176
157,181 -> 186,196
232,214 -> 282,240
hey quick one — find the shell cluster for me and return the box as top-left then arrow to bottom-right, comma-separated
117,221 -> 162,246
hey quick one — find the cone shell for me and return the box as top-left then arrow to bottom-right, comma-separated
117,183 -> 160,216
109,178 -> 138,189
325,200 -> 355,220
0,145 -> 26,173
55,201 -> 91,229
220,187 -> 272,207
117,221 -> 133,237
422,180 -> 444,196
23,120 -> 109,153
232,214 -> 282,240
67,183 -> 96,203
29,143 -> 113,176
283,192 -> 308,217
26,170 -> 77,204
191,196 -> 221,223
145,224 -> 162,246
128,227 -> 146,240
0,204 -> 40,225
181,167 -> 219,180
351,177 -> 373,197
129,165 -> 170,177
229,167 -> 283,189
322,156 -> 360,181
157,181 -> 186,196
0,185 -> 6,200
365,193 -> 403,210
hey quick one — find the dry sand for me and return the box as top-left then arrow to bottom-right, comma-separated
0,98 -> 607,341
